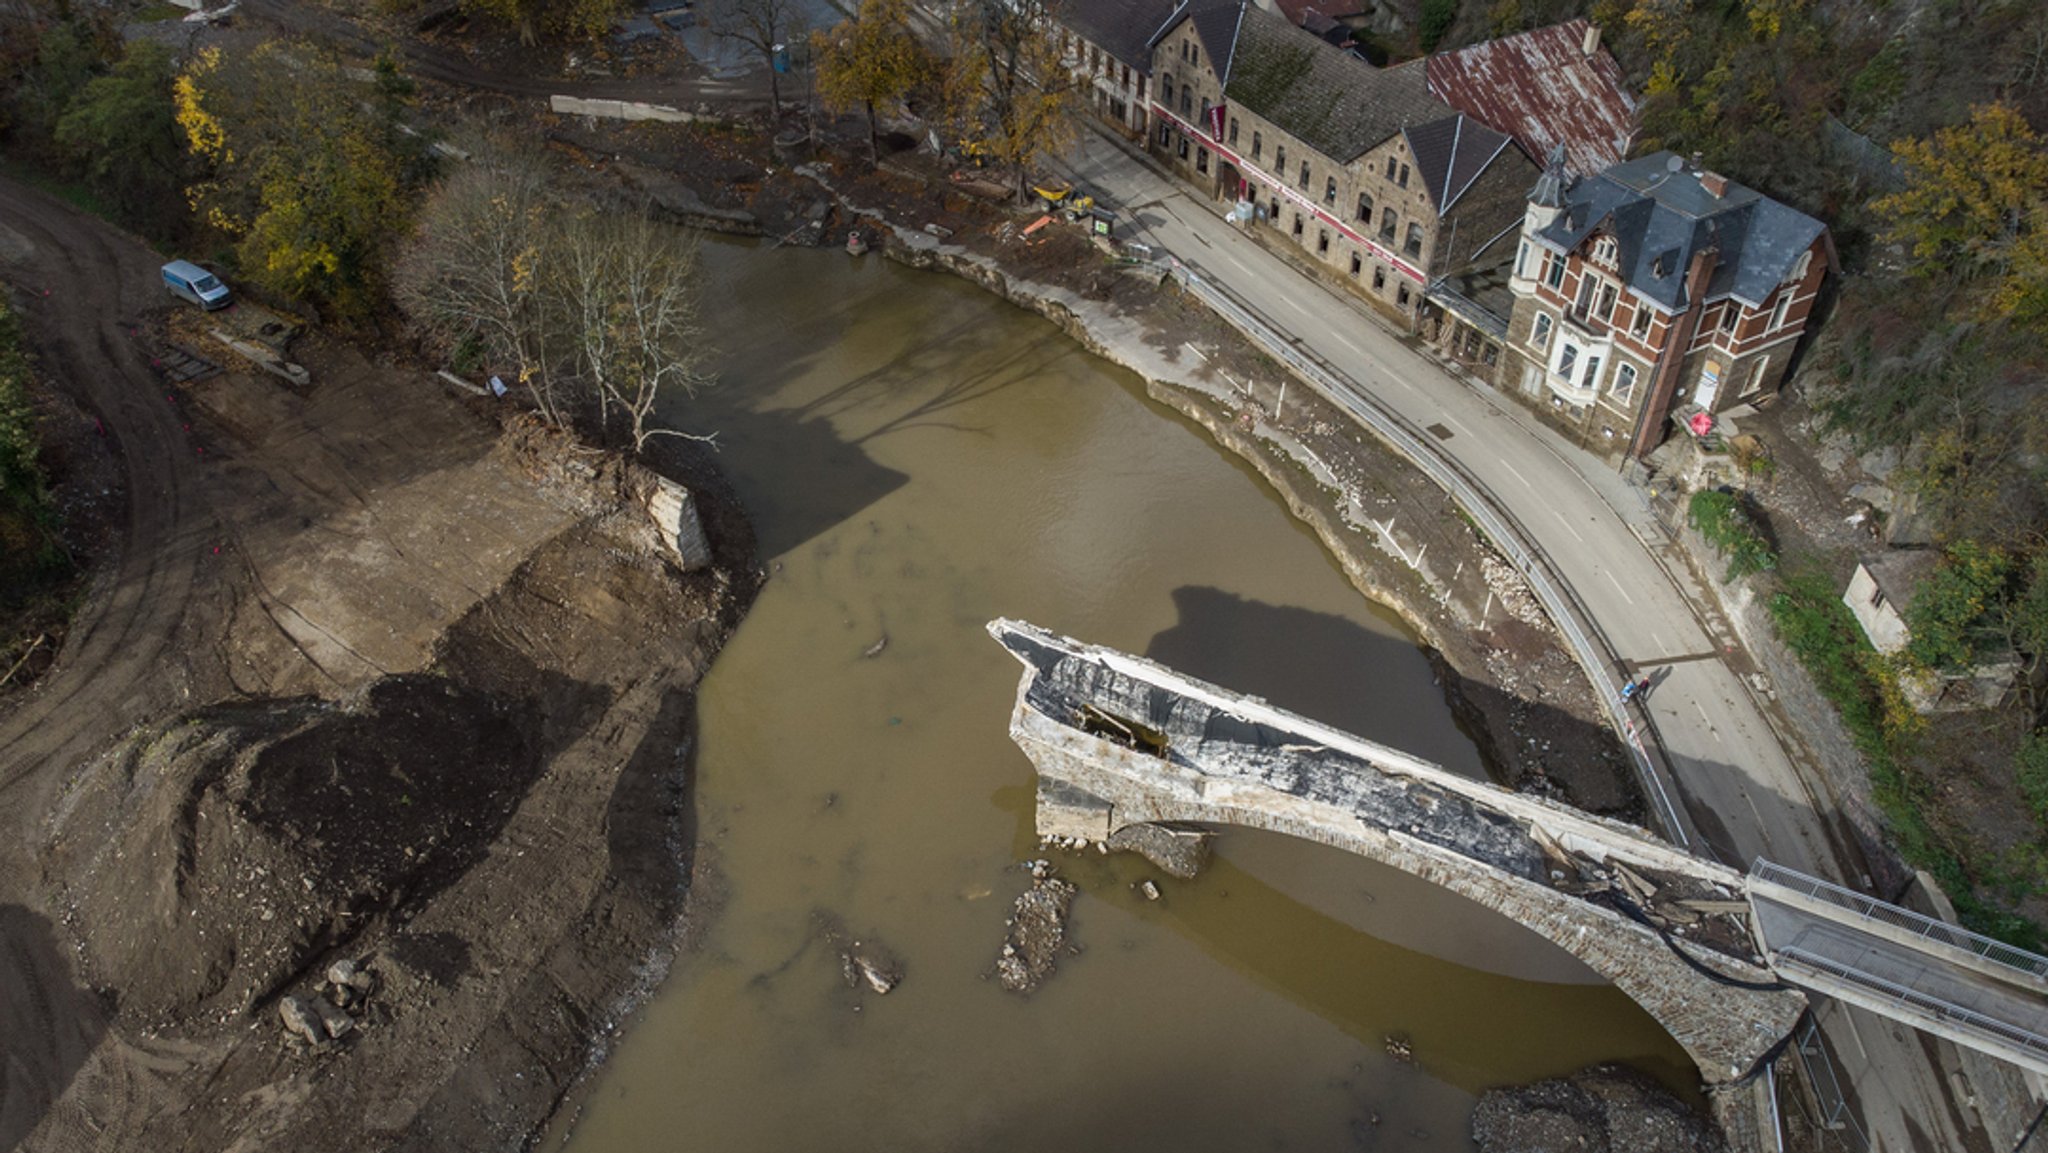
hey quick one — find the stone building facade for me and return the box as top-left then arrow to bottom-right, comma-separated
1058,0 -> 1175,138
1501,152 -> 1833,459
1146,2 -> 1535,327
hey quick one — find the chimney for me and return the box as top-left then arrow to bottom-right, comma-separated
1688,151 -> 1704,172
1700,171 -> 1728,198
1582,22 -> 1601,57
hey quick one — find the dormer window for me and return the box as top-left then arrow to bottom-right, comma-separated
1630,305 -> 1653,338
1592,236 -> 1618,266
1787,250 -> 1812,284
1651,250 -> 1673,278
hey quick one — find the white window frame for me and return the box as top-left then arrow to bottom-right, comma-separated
1611,362 -> 1638,404
1770,293 -> 1791,330
1557,342 -> 1580,379
1531,313 -> 1553,350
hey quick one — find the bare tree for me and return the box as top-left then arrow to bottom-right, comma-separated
392,148 -> 572,424
556,209 -> 718,452
704,0 -> 806,115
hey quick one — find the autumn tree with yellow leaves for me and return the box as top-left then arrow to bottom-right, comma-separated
175,45 -> 430,322
812,0 -> 933,166
942,0 -> 1082,200
1876,102 -> 2048,332
461,0 -> 623,46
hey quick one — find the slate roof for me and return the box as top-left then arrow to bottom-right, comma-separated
1149,0 -> 1249,81
1426,19 -> 1637,177
1065,0 -> 1182,72
1221,5 -> 1448,162
1533,152 -> 1829,312
1403,114 -> 1517,212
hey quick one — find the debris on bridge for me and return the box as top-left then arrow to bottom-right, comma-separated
988,618 -> 1810,1085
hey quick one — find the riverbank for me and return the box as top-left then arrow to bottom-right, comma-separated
0,183 -> 762,1151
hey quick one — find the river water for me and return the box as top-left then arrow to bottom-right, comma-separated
547,240 -> 1693,1151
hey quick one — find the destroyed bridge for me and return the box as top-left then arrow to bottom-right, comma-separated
989,619 -> 2048,1088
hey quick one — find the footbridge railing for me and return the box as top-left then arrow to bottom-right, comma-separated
1752,860 -> 2048,982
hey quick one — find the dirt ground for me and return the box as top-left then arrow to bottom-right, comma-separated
0,176 -> 759,1152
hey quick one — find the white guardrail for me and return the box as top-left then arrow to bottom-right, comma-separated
1163,255 -> 1695,849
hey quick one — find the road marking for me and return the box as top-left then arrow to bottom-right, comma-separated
1444,417 -> 1473,437
1499,460 -> 1531,490
1651,630 -> 1667,649
1602,569 -> 1634,604
1551,509 -> 1585,542
1694,700 -> 1721,742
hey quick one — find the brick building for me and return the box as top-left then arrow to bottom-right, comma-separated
1147,1 -> 1535,326
1501,151 -> 1834,458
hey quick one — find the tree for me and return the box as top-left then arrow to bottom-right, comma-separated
396,152 -> 716,448
812,0 -> 932,165
393,149 -> 566,423
943,0 -> 1082,200
1419,0 -> 1458,53
175,43 -> 429,321
1875,102 -> 2048,327
54,40 -> 183,234
705,0 -> 805,115
460,0 -> 623,46
1905,540 -> 2016,673
555,210 -> 716,451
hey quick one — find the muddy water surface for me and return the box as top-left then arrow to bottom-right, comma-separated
548,241 -> 1693,1151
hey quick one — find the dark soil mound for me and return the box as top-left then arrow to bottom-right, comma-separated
49,675 -> 544,1029
1471,1064 -> 1725,1153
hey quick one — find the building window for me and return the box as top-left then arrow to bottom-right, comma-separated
1748,357 -> 1770,393
1179,88 -> 1192,115
1398,163 -> 1410,188
1252,131 -> 1262,160
1482,342 -> 1499,366
1372,265 -> 1386,291
1157,122 -> 1172,147
1292,213 -> 1303,238
1269,198 -> 1279,221
1379,207 -> 1397,242
1179,40 -> 1188,62
1137,76 -> 1145,100
1324,176 -> 1336,205
1789,251 -> 1812,283
1357,192 -> 1373,221
1317,229 -> 1330,254
1557,343 -> 1579,379
1177,134 -> 1189,160
1386,157 -> 1397,180
1582,354 -> 1602,388
1228,117 -> 1239,146
1630,305 -> 1652,338
1515,241 -> 1529,279
1162,75 -> 1174,104
1612,363 -> 1637,403
1592,236 -> 1618,265
1197,147 -> 1209,173
1191,44 -> 1199,67
1545,255 -> 1565,290
1275,145 -> 1286,172
1531,313 -> 1553,350
1200,97 -> 1210,126
1397,283 -> 1411,307
1719,304 -> 1739,334
1597,284 -> 1617,322
1350,252 -> 1362,276
1573,273 -> 1597,318
1770,293 -> 1791,330
1298,161 -> 1310,190
1404,222 -> 1423,259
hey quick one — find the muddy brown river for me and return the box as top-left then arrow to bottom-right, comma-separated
546,241 -> 1693,1151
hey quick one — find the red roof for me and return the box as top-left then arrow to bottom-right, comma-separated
1426,19 -> 1637,177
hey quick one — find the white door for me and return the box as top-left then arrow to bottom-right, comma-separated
1692,359 -> 1723,409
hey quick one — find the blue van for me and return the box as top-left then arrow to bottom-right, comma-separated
162,260 -> 232,310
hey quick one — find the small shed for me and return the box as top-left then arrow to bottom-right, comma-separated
1844,550 -> 1938,656
1845,551 -> 2021,712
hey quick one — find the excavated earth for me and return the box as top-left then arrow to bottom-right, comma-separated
0,175 -> 759,1152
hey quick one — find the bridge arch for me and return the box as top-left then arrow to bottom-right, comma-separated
992,619 -> 1808,1087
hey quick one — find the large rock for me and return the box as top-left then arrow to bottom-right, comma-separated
1471,1064 -> 1726,1153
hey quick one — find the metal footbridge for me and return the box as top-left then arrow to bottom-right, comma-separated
1748,859 -> 2048,1075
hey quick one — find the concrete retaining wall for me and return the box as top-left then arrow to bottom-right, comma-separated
550,95 -> 699,124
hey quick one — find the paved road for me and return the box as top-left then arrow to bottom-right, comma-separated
1057,128 -> 1994,1153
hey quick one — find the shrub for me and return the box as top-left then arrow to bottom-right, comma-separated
1688,488 -> 1777,581
1419,0 -> 1458,51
